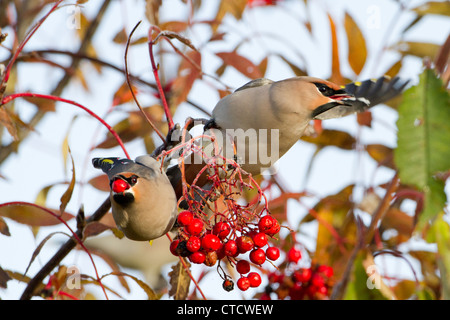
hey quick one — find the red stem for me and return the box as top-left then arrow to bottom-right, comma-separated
148,26 -> 175,131
2,0 -> 64,85
1,92 -> 130,159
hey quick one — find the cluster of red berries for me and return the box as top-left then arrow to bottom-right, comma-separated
259,264 -> 334,300
170,210 -> 282,291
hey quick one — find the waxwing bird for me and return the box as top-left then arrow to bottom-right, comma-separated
92,155 -> 178,241
201,75 -> 409,175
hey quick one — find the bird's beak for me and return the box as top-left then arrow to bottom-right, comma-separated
312,91 -> 370,120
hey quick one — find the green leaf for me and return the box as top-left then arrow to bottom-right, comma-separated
343,252 -> 387,300
395,68 -> 450,229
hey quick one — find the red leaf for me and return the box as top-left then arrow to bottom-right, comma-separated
216,51 -> 263,79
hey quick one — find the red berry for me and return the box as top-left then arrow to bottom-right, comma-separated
317,285 -> 328,296
216,242 -> 225,260
265,247 -> 280,261
249,248 -> 266,265
287,247 -> 302,263
237,277 -> 250,291
317,265 -> 334,278
189,251 -> 206,264
236,260 -> 250,274
258,215 -> 274,233
247,272 -> 262,287
186,236 -> 201,252
311,273 -> 325,287
201,234 -> 221,252
177,210 -> 193,226
293,268 -> 312,283
112,179 -> 129,193
268,272 -> 284,284
236,235 -> 254,253
258,215 -> 280,236
252,232 -> 268,247
186,218 -> 204,236
266,220 -> 280,236
170,239 -> 180,256
223,240 -> 238,257
213,222 -> 231,239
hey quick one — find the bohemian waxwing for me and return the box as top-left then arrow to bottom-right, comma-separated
201,75 -> 409,175
92,155 -> 178,241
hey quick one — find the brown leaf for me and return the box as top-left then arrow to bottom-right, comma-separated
159,21 -> 189,33
381,207 -> 414,239
344,12 -> 367,75
112,28 -> 128,44
0,204 -> 74,226
22,96 -> 56,112
216,51 -> 263,79
96,105 -> 163,149
366,144 -> 396,170
277,55 -> 307,77
112,81 -> 138,107
145,0 -> 162,25
0,266 -> 11,289
0,216 -> 10,236
0,107 -> 18,140
168,260 -> 191,300
170,50 -> 202,107
357,110 -> 372,128
88,174 -> 110,192
83,221 -> 112,238
213,0 -> 247,32
301,129 -> 356,150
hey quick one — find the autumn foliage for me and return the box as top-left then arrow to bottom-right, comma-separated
0,0 -> 449,301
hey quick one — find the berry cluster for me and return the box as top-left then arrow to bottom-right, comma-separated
260,264 -> 334,300
170,210 -> 282,291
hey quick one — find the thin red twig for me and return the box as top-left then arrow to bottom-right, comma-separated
1,92 -> 130,159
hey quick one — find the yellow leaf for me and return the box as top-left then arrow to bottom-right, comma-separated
390,41 -> 441,60
412,1 -> 450,16
344,12 -> 367,75
60,146 -> 76,215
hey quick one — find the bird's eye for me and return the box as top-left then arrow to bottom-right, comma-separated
130,175 -> 138,185
315,83 -> 334,96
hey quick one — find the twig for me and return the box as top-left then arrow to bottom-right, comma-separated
148,26 -> 175,131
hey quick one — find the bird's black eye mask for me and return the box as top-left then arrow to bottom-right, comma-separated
314,83 -> 347,98
109,174 -> 139,188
